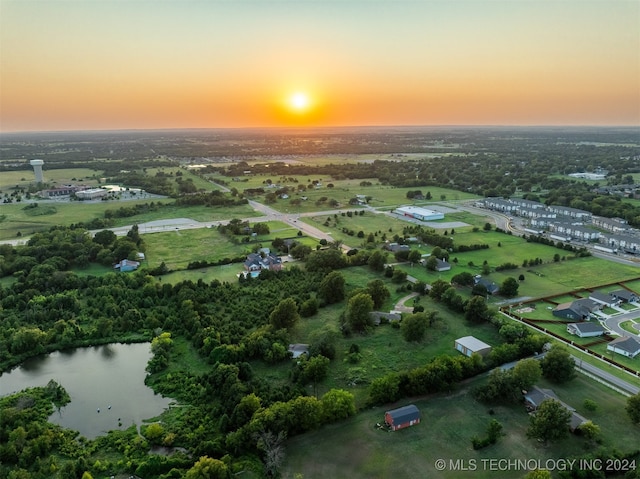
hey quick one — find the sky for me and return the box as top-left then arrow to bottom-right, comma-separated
1,0 -> 639,132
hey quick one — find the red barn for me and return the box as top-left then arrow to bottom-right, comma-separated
384,404 -> 421,431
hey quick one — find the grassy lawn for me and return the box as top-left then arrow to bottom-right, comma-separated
0,167 -> 101,191
590,342 -> 640,372
159,262 -> 247,285
288,285 -> 503,407
230,175 -> 479,214
301,210 -> 419,248
142,222 -> 318,271
281,374 -> 640,479
620,321 -> 640,335
0,197 -> 258,240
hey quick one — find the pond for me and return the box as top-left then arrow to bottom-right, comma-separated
0,342 -> 173,439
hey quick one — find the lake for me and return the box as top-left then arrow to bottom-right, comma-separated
0,342 -> 173,439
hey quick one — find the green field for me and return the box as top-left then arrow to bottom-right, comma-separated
141,221 -> 318,271
0,167 -> 101,191
281,374 -> 640,479
219,173 -> 480,214
0,200 -> 258,240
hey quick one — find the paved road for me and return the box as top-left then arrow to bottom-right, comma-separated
572,355 -> 640,395
603,308 -> 640,337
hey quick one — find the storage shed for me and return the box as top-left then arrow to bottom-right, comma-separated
455,336 -> 492,357
384,404 -> 421,431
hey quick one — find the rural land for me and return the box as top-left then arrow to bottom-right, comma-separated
1,126 -> 640,479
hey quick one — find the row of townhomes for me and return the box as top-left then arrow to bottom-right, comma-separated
481,198 -> 640,254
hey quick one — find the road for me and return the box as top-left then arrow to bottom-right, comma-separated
603,309 -> 640,337
573,355 -> 640,396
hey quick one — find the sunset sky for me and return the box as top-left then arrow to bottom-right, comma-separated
1,0 -> 638,132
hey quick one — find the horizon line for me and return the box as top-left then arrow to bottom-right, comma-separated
2,123 -> 639,135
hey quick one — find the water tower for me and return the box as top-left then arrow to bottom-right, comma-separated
30,159 -> 44,183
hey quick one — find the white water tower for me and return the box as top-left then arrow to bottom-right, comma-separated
30,159 -> 44,183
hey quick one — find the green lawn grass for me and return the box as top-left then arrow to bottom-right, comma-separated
619,320 -> 640,335
281,374 -> 640,479
0,167 -> 101,191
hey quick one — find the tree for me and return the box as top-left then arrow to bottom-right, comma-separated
368,373 -> 401,405
577,420 -> 601,443
255,430 -> 286,478
318,271 -> 345,304
367,249 -> 387,272
290,243 -> 312,260
429,279 -> 452,301
299,355 -> 330,396
451,272 -> 475,287
269,297 -> 300,331
526,399 -> 571,443
627,393 -> 640,424
391,269 -> 407,284
147,332 -> 173,373
186,456 -> 230,479
425,256 -> 438,271
407,249 -> 422,264
366,279 -> 390,309
321,388 -> 356,421
540,344 -> 575,383
305,248 -> 347,272
511,358 -> 541,391
253,222 -> 270,235
345,293 -> 374,333
401,312 -> 428,342
92,229 -> 116,247
500,277 -> 519,297
465,296 -> 491,323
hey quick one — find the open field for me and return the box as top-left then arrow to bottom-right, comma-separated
142,221 -> 317,270
0,167 -> 101,191
216,173 -> 481,214
0,201 -> 258,240
281,374 -> 640,479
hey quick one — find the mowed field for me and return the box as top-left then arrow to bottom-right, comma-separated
0,167 -> 101,191
142,220 -> 315,271
281,375 -> 640,479
209,172 -> 480,214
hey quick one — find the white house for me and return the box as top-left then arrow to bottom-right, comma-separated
607,336 -> 640,358
566,322 -> 606,338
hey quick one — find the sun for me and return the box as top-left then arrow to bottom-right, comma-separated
288,92 -> 311,112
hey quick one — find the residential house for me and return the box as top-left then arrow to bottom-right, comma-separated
454,336 -> 492,357
384,404 -> 421,431
610,289 -> 639,304
566,322 -> 607,338
243,252 -> 283,272
592,217 -> 631,234
288,344 -> 309,359
114,259 -> 140,272
607,336 -> 640,358
435,258 -> 451,272
546,205 -> 592,221
601,234 -> 640,254
588,291 -> 616,307
370,311 -> 402,326
552,299 -> 600,321
384,242 -> 410,253
474,276 -> 499,295
524,386 -> 587,432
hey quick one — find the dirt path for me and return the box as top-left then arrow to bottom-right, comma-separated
394,292 -> 419,312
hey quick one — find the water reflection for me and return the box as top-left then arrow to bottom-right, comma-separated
0,343 -> 173,439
